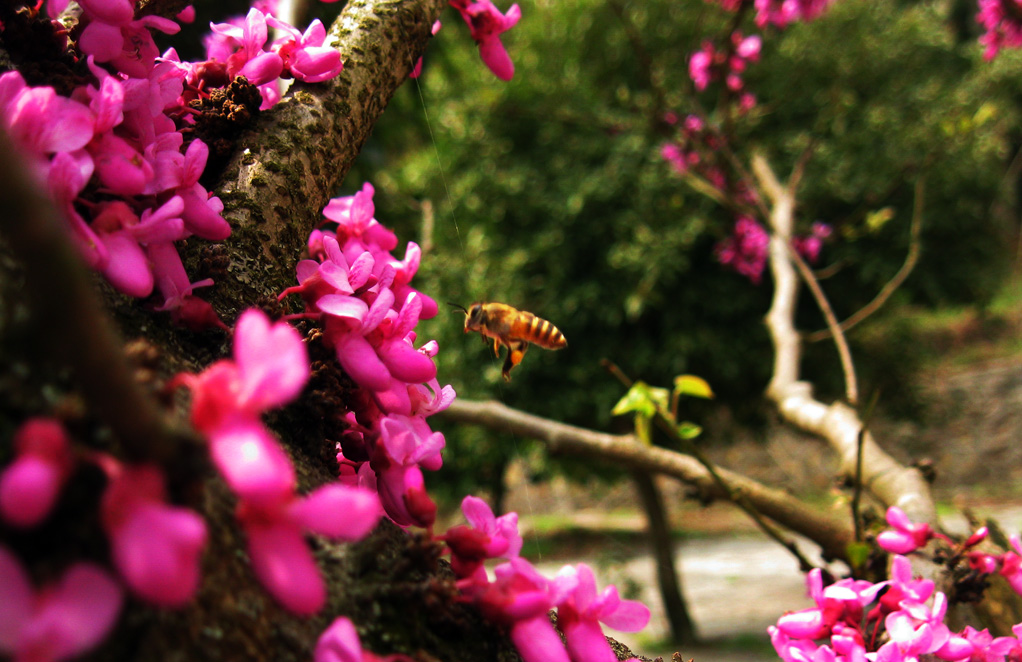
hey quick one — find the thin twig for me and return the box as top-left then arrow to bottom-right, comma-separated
788,242 -> 859,405
603,360 -> 818,572
851,390 -> 881,543
806,176 -> 925,343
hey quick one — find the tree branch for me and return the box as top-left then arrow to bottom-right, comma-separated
805,176 -> 925,343
751,154 -> 936,525
211,0 -> 446,313
442,398 -> 855,562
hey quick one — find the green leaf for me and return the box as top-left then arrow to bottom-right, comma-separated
673,375 -> 714,400
676,421 -> 702,440
611,381 -> 670,418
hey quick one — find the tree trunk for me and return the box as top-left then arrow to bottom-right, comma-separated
632,471 -> 698,646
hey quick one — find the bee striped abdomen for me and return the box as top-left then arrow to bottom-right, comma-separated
522,314 -> 567,349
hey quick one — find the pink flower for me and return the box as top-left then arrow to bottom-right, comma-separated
208,8 -> 284,86
451,0 -> 521,81
79,15 -> 180,79
268,17 -> 344,83
98,460 -> 207,607
1,72 -> 95,160
716,216 -> 770,283
181,308 -> 308,433
688,44 -> 715,91
776,568 -> 885,640
237,482 -> 382,615
754,0 -> 834,28
872,555 -> 934,620
0,545 -> 123,662
464,558 -> 577,662
977,0 -> 1022,59
556,563 -> 651,662
0,419 -> 74,528
936,626 -> 1017,662
443,496 -> 522,579
368,411 -> 446,527
149,241 -> 227,331
877,506 -> 935,555
314,616 -> 414,662
998,536 -> 1022,595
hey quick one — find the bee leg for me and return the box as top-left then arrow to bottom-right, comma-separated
502,342 -> 529,381
492,338 -> 501,357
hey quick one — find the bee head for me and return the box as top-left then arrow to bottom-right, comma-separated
447,302 -> 473,332
466,303 -> 485,331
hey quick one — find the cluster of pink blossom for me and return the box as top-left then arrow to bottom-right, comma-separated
660,114 -> 761,209
877,506 -> 1022,600
708,0 -> 834,28
279,183 -> 453,529
749,0 -> 835,28
772,506 -> 1022,662
1,0 -> 521,335
0,0 -> 354,330
713,216 -> 831,283
688,32 -> 761,105
173,309 -> 383,615
202,5 -> 344,109
716,216 -> 771,283
790,221 -> 832,264
0,417 -> 208,655
976,0 -> 1022,60
440,496 -> 651,662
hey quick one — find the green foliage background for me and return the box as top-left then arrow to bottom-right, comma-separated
346,0 -> 1022,506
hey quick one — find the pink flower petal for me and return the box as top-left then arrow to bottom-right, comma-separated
563,618 -> 617,662
245,519 -> 325,615
510,615 -> 571,662
479,36 -> 514,81
376,337 -> 437,384
0,456 -> 64,528
101,233 -> 155,298
335,333 -> 391,391
314,617 -> 363,662
37,563 -> 123,660
77,0 -> 135,24
361,288 -> 395,334
234,309 -> 310,412
288,483 -> 382,540
111,502 -> 207,607
600,597 -> 651,632
317,294 -> 368,321
210,420 -> 295,505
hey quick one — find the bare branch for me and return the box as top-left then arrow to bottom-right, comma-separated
751,154 -> 936,525
442,398 -> 855,562
805,177 -> 925,343
752,153 -> 859,405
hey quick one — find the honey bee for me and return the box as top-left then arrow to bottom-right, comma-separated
451,302 -> 567,380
